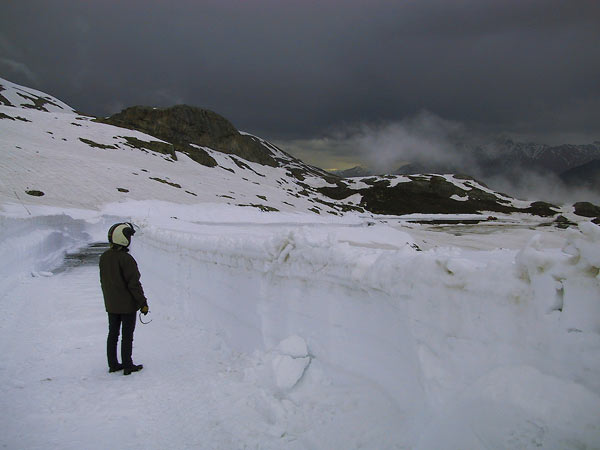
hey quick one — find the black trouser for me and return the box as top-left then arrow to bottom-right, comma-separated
107,312 -> 137,369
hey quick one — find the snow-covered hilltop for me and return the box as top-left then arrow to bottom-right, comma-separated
1,77 -> 600,449
3,76 -> 595,221
0,77 -> 338,214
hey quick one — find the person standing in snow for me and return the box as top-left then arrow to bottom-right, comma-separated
99,222 -> 149,375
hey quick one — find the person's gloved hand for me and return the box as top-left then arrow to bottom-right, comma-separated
141,305 -> 149,315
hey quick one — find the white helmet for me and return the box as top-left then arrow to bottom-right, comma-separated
108,222 -> 136,247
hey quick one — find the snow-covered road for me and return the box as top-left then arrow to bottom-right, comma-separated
0,252 -> 412,449
0,261 -> 289,449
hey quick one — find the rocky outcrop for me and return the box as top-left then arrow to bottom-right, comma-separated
101,105 -> 278,167
573,202 -> 600,218
318,174 -> 561,217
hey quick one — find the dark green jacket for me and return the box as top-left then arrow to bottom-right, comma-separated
99,247 -> 148,314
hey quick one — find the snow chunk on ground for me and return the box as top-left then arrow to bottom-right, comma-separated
277,335 -> 309,358
515,223 -> 600,333
272,354 -> 311,390
272,336 -> 311,390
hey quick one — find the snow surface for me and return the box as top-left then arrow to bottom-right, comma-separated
0,77 -> 75,113
1,77 -> 600,449
1,203 -> 600,449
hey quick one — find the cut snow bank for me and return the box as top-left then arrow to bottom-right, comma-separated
130,215 -> 600,448
0,208 -> 131,292
0,214 -> 90,292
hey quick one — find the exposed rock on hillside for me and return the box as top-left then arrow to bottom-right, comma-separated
574,202 -> 600,218
101,105 -> 278,167
0,80 -> 75,113
318,174 -> 561,216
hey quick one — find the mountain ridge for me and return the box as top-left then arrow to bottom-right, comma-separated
100,105 -> 278,168
334,139 -> 600,192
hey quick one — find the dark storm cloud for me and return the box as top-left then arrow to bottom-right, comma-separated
1,0 -> 599,144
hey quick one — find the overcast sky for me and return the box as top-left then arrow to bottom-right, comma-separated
2,0 -> 599,169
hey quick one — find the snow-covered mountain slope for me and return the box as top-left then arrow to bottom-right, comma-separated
1,77 -> 571,219
0,77 -> 75,113
0,103 -> 338,214
0,76 -> 351,215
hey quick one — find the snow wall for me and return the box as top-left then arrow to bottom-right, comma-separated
132,221 -> 600,448
2,213 -> 600,448
0,214 -> 92,293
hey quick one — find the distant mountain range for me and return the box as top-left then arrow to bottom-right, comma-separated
332,139 -> 600,193
472,139 -> 600,175
560,159 -> 600,191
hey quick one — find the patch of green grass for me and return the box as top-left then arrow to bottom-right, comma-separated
121,136 -> 177,160
230,156 -> 266,177
0,85 -> 11,106
313,197 -> 364,213
0,112 -> 30,122
79,138 -> 117,149
17,92 -> 63,112
149,177 -> 181,188
237,203 -> 279,212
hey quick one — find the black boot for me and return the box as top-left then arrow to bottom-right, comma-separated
123,364 -> 143,375
109,363 -> 124,373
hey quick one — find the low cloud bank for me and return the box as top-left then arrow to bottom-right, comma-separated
284,111 -> 599,205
